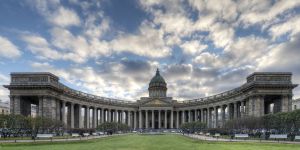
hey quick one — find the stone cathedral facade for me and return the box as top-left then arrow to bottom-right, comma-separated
4,70 -> 298,129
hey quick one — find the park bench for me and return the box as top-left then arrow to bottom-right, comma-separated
294,135 -> 300,140
234,134 -> 249,139
83,133 -> 90,137
92,132 -> 98,136
71,133 -> 80,137
213,133 -> 221,138
36,134 -> 53,140
269,134 -> 287,141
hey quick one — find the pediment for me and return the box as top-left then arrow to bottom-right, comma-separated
140,99 -> 172,107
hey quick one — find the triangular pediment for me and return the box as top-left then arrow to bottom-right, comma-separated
140,98 -> 172,107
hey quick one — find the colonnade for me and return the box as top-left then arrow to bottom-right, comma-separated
10,94 -> 291,129
58,101 -> 135,129
58,104 -> 246,129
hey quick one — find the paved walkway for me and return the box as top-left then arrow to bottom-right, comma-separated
0,134 -> 121,143
184,134 -> 300,144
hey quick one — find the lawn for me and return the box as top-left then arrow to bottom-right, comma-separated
0,134 -> 299,150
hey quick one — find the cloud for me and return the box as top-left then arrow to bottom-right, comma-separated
29,0 -> 80,27
48,6 -> 81,27
257,33 -> 300,98
180,40 -> 207,55
193,52 -> 222,68
224,35 -> 269,67
238,0 -> 300,26
0,36 -> 21,59
21,34 -> 62,60
269,15 -> 300,39
8,0 -> 300,101
111,23 -> 171,58
30,60 -> 159,100
0,73 -> 10,102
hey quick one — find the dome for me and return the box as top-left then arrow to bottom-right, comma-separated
149,69 -> 166,86
148,68 -> 167,97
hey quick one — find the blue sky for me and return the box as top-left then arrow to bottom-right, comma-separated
0,0 -> 300,102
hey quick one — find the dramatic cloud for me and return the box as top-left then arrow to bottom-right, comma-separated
0,36 -> 21,59
48,6 -> 81,27
180,40 -> 207,55
111,23 -> 171,58
1,0 -> 300,101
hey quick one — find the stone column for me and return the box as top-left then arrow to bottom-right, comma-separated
253,95 -> 264,117
170,110 -> 174,129
38,96 -> 43,117
164,110 -> 167,128
114,109 -> 118,122
62,101 -> 66,126
194,110 -> 197,121
94,108 -> 97,128
211,107 -> 215,128
9,96 -> 15,114
176,111 -> 179,129
221,105 -> 225,127
139,110 -> 142,128
121,110 -> 124,123
101,108 -> 104,123
134,111 -> 137,129
200,109 -> 204,122
158,110 -> 161,129
207,108 -> 211,128
181,110 -> 185,124
145,110 -> 148,129
281,95 -> 291,112
241,101 -> 245,118
214,106 -> 218,128
152,110 -> 155,129
79,104 -> 83,128
86,107 -> 90,128
233,102 -> 237,119
14,96 -> 20,115
127,111 -> 131,127
188,110 -> 191,123
107,109 -> 111,122
248,97 -> 253,116
56,99 -> 60,121
70,103 -> 74,128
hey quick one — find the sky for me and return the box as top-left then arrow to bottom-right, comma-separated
0,0 -> 300,102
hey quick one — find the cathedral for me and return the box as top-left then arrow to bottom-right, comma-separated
4,69 -> 298,129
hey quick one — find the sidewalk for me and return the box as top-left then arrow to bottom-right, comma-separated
0,134 -> 121,143
184,134 -> 300,144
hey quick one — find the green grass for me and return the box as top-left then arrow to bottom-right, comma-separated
0,134 -> 299,150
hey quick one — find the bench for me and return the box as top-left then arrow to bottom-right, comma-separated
92,132 -> 98,136
83,133 -> 90,137
213,133 -> 221,138
235,134 -> 249,139
269,134 -> 287,141
295,136 -> 300,140
205,133 -> 210,136
36,134 -> 53,140
71,133 -> 80,137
